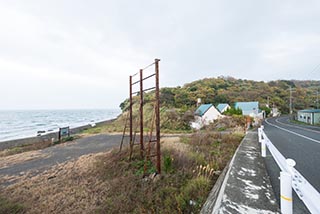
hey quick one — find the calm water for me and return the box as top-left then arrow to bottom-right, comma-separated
0,109 -> 121,142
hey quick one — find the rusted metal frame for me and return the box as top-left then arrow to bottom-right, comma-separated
131,91 -> 139,95
139,69 -> 144,159
143,87 -> 156,92
119,112 -> 129,152
142,62 -> 156,70
129,76 -> 133,160
132,80 -> 140,86
144,104 -> 156,174
142,73 -> 156,81
155,58 -> 161,174
131,87 -> 155,95
132,73 -> 155,85
146,154 -> 157,158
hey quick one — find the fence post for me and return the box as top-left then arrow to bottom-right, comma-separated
261,138 -> 266,157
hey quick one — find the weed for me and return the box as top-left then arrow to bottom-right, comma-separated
175,176 -> 211,212
193,164 -> 217,179
163,154 -> 173,174
0,196 -> 25,214
132,160 -> 156,176
63,136 -> 74,142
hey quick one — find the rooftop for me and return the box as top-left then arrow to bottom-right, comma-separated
217,103 -> 229,112
195,104 -> 213,116
234,101 -> 259,111
298,109 -> 320,113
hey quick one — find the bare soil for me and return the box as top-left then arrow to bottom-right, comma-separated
1,152 -> 110,214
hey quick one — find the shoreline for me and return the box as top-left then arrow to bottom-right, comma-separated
0,119 -> 115,151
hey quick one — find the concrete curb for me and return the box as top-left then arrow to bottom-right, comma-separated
201,130 -> 280,214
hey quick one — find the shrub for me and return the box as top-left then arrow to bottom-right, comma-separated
163,154 -> 173,174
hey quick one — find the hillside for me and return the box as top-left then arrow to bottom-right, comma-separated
136,76 -> 320,114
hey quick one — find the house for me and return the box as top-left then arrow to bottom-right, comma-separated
191,104 -> 222,129
297,109 -> 320,125
271,107 -> 280,117
234,101 -> 259,116
234,101 -> 265,124
216,103 -> 231,113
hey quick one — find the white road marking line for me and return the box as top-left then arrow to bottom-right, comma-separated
265,119 -> 320,144
275,118 -> 320,134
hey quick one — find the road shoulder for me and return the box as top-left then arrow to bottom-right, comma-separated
202,130 -> 279,213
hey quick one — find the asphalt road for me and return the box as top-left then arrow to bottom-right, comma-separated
263,116 -> 320,214
0,134 -> 128,183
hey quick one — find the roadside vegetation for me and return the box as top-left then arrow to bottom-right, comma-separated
95,130 -> 244,213
0,128 -> 244,214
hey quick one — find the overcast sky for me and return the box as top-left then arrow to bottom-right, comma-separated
0,0 -> 319,110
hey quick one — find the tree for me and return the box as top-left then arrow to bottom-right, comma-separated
224,107 -> 242,116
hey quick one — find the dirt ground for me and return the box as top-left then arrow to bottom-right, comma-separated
0,151 -> 111,214
0,136 -> 180,214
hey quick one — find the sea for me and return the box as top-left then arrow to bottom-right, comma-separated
0,109 -> 121,142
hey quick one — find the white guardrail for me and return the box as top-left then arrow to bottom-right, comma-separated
258,126 -> 320,214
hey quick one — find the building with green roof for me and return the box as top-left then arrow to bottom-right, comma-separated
297,109 -> 320,125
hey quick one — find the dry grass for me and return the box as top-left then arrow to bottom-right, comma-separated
0,152 -> 110,214
0,131 -> 244,214
0,141 -> 52,158
0,136 -> 77,158
0,151 -> 49,170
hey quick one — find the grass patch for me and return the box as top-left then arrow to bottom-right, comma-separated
0,136 -> 78,157
0,196 -> 25,214
94,130 -> 243,213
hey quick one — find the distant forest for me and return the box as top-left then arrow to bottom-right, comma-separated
121,76 -> 320,114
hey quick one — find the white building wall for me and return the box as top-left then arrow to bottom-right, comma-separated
314,113 -> 320,124
202,106 -> 222,125
191,106 -> 223,129
297,112 -> 313,124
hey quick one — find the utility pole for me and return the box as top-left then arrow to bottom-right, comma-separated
317,89 -> 319,109
289,86 -> 293,114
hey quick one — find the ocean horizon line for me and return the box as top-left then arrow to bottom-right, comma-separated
0,108 -> 121,112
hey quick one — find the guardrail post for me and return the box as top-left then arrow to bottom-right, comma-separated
280,159 -> 296,214
258,128 -> 262,143
261,138 -> 266,157
280,171 -> 293,214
